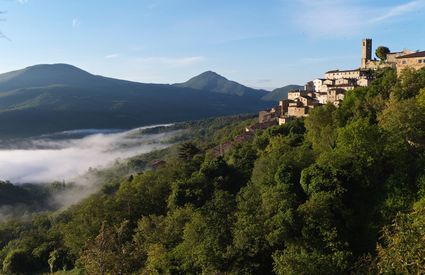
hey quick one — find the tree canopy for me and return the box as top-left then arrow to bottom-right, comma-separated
375,46 -> 390,61
1,68 -> 425,274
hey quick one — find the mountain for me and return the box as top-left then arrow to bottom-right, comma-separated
261,84 -> 303,101
0,64 -> 274,138
174,71 -> 268,98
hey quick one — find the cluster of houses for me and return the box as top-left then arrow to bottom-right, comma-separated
211,38 -> 425,157
259,38 -> 425,125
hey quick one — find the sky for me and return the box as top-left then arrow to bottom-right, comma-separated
0,0 -> 424,90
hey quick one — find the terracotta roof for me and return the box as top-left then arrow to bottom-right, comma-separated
396,51 -> 425,59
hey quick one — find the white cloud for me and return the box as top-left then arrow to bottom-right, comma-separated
291,0 -> 425,37
72,18 -> 81,28
105,53 -> 120,59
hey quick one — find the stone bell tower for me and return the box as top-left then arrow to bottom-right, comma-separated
361,38 -> 372,68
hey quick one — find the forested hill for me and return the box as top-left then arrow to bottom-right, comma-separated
174,70 -> 268,97
0,64 -> 275,138
175,70 -> 302,100
1,67 -> 425,274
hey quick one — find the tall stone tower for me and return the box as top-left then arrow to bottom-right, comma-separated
361,38 -> 372,68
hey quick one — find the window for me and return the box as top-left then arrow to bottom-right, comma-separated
419,60 -> 423,64
402,60 -> 407,65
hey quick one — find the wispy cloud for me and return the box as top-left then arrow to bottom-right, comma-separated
72,18 -> 81,28
105,53 -> 120,59
371,0 -> 425,23
138,56 -> 206,67
16,0 -> 28,4
0,11 -> 10,41
291,0 -> 425,36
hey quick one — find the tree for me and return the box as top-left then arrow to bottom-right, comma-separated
375,46 -> 390,61
379,97 -> 425,145
178,142 -> 201,161
2,249 -> 34,275
79,220 -> 134,275
376,198 -> 425,274
305,104 -> 337,152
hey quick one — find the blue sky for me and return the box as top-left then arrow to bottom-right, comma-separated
0,0 -> 424,90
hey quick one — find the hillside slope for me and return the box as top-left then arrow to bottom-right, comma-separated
174,71 -> 268,98
261,84 -> 303,101
0,64 -> 273,138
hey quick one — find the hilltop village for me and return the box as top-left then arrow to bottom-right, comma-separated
258,38 -> 425,126
212,38 -> 425,157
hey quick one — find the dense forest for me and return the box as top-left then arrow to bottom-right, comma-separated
1,67 -> 425,274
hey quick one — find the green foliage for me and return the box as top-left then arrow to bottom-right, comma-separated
79,220 -> 134,275
175,70 -> 268,98
2,249 -> 34,275
375,46 -> 390,61
2,68 -> 425,274
0,65 -> 273,138
305,104 -> 337,152
178,142 -> 201,161
391,67 -> 425,100
376,198 -> 425,274
379,96 -> 425,144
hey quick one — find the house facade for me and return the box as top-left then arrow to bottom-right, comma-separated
396,51 -> 425,75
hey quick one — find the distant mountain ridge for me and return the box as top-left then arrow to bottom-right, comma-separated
174,71 -> 268,98
174,70 -> 302,101
0,64 -> 287,138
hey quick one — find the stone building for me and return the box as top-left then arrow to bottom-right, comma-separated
325,69 -> 366,80
396,51 -> 425,75
288,105 -> 309,117
304,81 -> 315,92
387,49 -> 415,63
256,38 -> 423,129
258,107 -> 281,123
313,78 -> 325,92
288,90 -> 308,100
361,38 -> 414,70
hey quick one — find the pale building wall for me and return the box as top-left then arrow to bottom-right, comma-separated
288,91 -> 308,101
313,79 -> 324,92
325,70 -> 361,80
364,60 -> 394,70
319,84 -> 329,93
288,106 -> 308,117
396,56 -> 425,75
337,93 -> 345,101
387,50 -> 414,63
278,117 -> 293,125
357,78 -> 370,87
335,78 -> 350,85
316,93 -> 328,104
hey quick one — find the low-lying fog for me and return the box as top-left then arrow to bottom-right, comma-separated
0,125 -> 177,184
